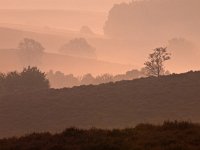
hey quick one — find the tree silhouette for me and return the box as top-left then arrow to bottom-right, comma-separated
18,38 -> 44,67
0,67 -> 49,94
144,47 -> 171,77
20,66 -> 50,90
4,71 -> 21,92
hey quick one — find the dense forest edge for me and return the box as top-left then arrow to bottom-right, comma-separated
1,121 -> 200,150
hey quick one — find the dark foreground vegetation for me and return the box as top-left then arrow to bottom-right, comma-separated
1,121 -> 200,150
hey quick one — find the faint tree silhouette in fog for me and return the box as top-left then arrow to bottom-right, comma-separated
144,47 -> 171,77
168,37 -> 196,65
46,69 -> 146,88
168,38 -> 194,51
47,70 -> 80,88
81,74 -> 95,85
125,69 -> 143,80
95,74 -> 114,84
59,38 -> 96,59
80,26 -> 94,36
18,38 -> 44,67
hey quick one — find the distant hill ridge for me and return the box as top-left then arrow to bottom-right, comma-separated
0,71 -> 200,138
0,48 -> 132,75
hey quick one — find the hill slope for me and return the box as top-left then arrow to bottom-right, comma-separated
0,49 -> 132,75
1,71 -> 200,137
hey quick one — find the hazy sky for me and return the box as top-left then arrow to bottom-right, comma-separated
1,0 -> 199,74
0,0 -> 131,11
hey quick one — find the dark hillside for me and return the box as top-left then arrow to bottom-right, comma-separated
1,71 -> 200,137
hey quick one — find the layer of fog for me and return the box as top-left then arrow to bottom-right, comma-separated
103,0 -> 200,72
0,0 -> 200,75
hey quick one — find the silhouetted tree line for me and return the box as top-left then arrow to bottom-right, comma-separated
0,121 -> 200,150
0,66 -> 49,95
47,69 -> 146,88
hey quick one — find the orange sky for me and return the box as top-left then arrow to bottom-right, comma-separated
0,0 -> 131,11
0,0 -> 199,74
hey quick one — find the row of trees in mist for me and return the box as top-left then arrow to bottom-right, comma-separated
47,47 -> 171,88
47,69 -> 145,88
17,37 -> 96,67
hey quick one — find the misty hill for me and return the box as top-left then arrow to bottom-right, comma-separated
0,26 -> 77,52
103,0 -> 200,71
1,71 -> 200,138
0,26 -> 199,73
59,38 -> 97,59
1,121 -> 200,150
0,49 -> 131,75
0,26 -> 134,74
0,9 -> 106,33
